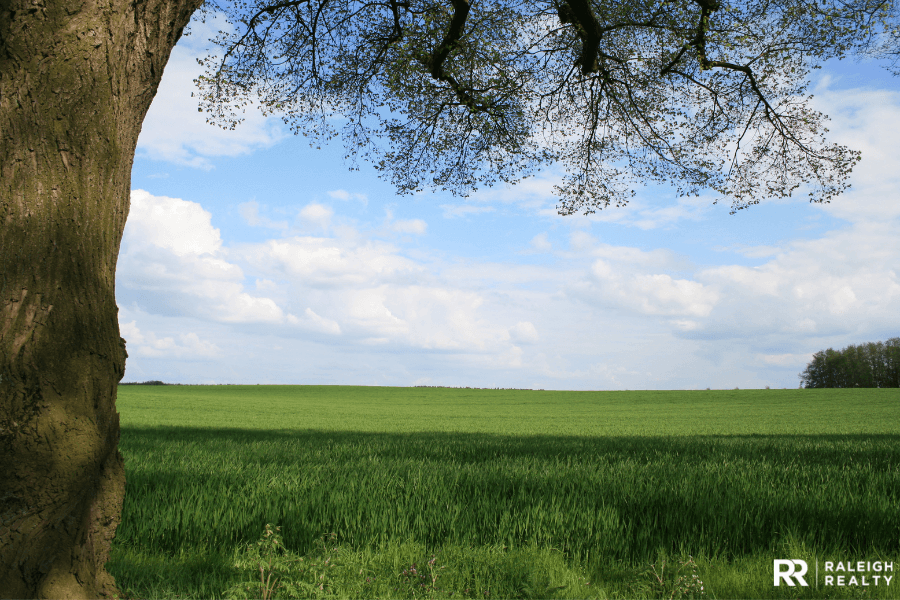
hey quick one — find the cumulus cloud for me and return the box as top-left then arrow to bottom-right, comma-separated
582,259 -> 719,317
328,189 -> 368,205
685,81 -> 900,341
119,190 -> 295,325
239,201 -> 289,231
236,237 -> 423,287
529,233 -> 552,252
120,321 -> 220,359
371,286 -> 501,350
126,190 -> 223,256
440,204 -> 496,218
569,231 -> 596,251
811,83 -> 900,222
509,322 -> 540,344
689,222 -> 900,340
391,219 -> 428,235
379,207 -> 427,235
235,239 -> 508,350
469,175 -> 558,212
757,353 -> 813,367
290,308 -> 342,335
299,203 -> 334,230
120,190 -> 518,356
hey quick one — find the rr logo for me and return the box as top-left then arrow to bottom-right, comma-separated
774,559 -> 809,586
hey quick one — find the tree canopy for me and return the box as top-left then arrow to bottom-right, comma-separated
194,0 -> 897,214
800,338 -> 900,388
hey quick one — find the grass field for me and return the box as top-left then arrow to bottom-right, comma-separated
109,386 -> 900,599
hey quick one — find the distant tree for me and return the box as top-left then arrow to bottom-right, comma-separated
867,341 -> 887,387
885,338 -> 900,387
800,351 -> 827,388
800,338 -> 900,388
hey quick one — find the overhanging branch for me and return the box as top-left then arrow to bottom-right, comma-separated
418,0 -> 497,111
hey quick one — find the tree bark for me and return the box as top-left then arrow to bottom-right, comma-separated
0,0 -> 202,596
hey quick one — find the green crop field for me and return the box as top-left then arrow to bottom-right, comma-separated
109,386 -> 900,599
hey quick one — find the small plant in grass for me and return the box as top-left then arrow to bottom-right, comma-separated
630,554 -> 707,600
652,555 -> 707,600
398,554 -> 447,599
225,523 -> 291,599
225,526 -> 340,599
308,532 -> 340,593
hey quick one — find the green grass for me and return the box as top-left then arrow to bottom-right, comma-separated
110,386 -> 900,599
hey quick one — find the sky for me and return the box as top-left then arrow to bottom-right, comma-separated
118,13 -> 900,389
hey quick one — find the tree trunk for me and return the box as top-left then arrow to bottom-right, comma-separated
0,0 -> 202,596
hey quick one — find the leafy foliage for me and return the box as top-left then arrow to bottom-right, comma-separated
800,337 -> 900,388
192,0 -> 896,213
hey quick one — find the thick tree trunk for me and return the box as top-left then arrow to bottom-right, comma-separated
0,0 -> 202,596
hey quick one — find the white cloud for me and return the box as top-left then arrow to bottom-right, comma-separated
691,221 -> 900,340
380,207 -> 427,235
237,237 -> 423,287
391,219 -> 427,235
238,238 -> 508,350
811,83 -> 900,222
469,175 -> 558,212
625,195 -> 713,230
632,274 -> 718,317
582,259 -> 719,317
587,243 -> 689,271
569,231 -> 596,251
529,233 -> 552,252
239,201 -> 289,231
376,286 -> 500,350
127,189 -> 222,256
440,204 -> 496,218
671,319 -> 700,332
299,203 -> 334,230
328,189 -> 368,205
713,244 -> 782,258
215,292 -> 287,323
290,308 -> 342,335
757,353 -> 812,367
121,191 -> 519,355
119,190 -> 295,326
509,321 -> 540,344
120,321 -> 220,359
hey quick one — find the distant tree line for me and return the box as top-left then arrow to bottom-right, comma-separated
799,338 -> 900,388
119,380 -> 167,386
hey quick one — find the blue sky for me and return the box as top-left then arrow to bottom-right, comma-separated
118,13 -> 900,389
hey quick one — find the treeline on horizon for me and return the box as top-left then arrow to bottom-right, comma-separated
800,337 -> 900,388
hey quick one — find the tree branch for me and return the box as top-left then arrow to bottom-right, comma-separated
418,0 -> 497,112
